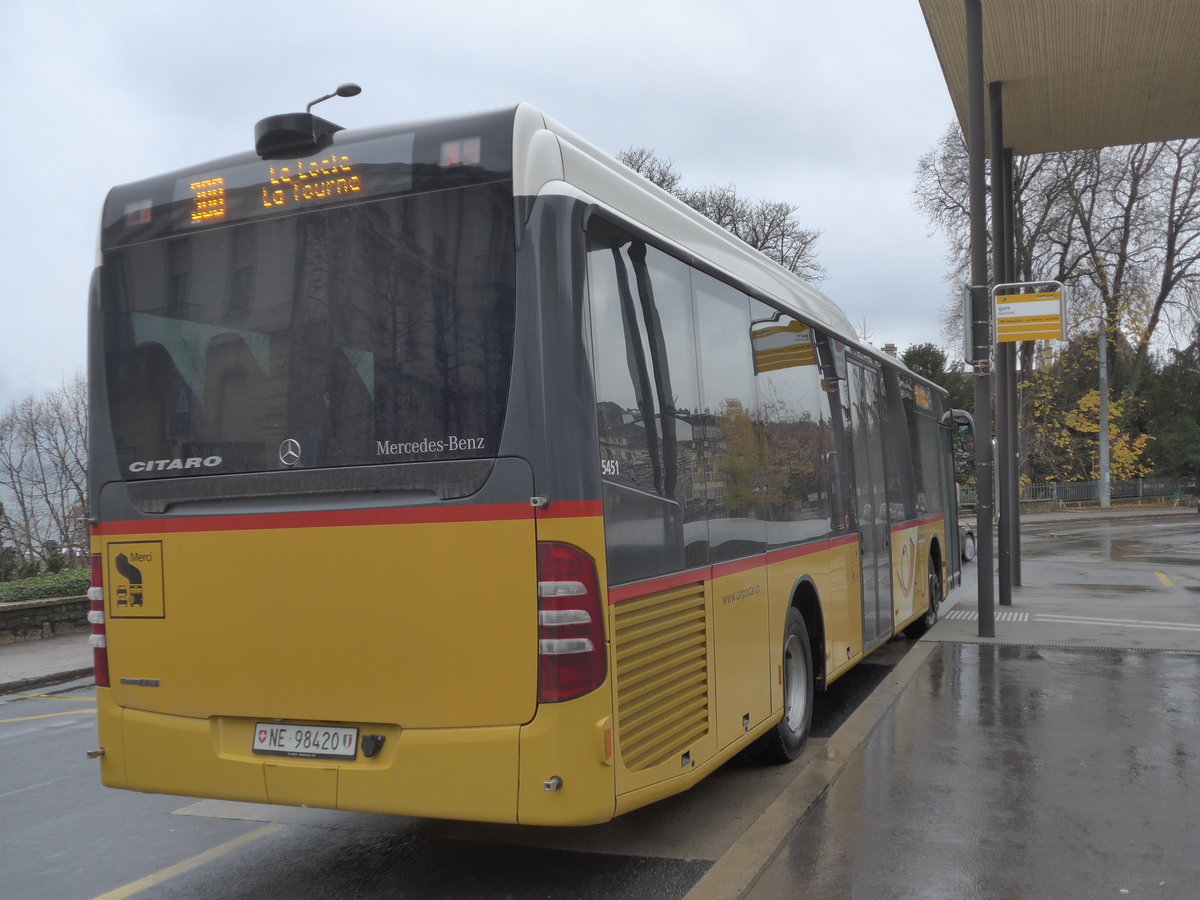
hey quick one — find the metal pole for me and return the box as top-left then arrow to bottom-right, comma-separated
1004,149 -> 1021,585
1099,317 -> 1111,507
990,81 -> 1012,608
966,0 -> 995,637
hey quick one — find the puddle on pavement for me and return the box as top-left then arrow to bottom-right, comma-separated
1024,537 -> 1197,566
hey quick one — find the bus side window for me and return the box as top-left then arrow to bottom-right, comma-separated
692,273 -> 767,563
749,302 -> 838,547
883,368 -> 919,521
814,332 -> 853,533
586,222 -> 701,584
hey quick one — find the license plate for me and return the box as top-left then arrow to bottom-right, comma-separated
252,722 -> 358,759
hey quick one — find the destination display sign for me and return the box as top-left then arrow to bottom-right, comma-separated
102,133 -> 417,248
102,108 -> 519,251
172,133 -> 415,230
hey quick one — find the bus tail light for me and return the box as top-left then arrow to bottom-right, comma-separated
88,553 -> 110,688
536,542 -> 606,702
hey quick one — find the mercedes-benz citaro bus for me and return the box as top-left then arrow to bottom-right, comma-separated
87,102 -> 963,825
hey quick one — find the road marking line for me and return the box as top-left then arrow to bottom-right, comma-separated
91,823 -> 283,900
1156,571 -> 1174,586
1034,613 -> 1200,628
1034,614 -> 1200,633
945,610 -> 1029,622
0,708 -> 96,724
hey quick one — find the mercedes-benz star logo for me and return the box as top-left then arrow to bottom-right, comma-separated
279,438 -> 302,467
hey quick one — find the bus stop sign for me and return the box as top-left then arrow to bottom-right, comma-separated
993,281 -> 1066,343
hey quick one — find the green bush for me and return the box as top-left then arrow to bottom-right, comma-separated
0,568 -> 90,603
44,545 -> 67,574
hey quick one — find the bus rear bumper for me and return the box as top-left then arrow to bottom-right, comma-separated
94,687 -> 619,826
95,689 -> 521,823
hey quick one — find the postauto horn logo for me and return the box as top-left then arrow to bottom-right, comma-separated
128,456 -> 222,473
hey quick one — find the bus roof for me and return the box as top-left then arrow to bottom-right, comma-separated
512,104 -> 867,347
511,104 -> 944,394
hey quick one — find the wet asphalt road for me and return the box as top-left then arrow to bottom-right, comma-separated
751,642 -> 1200,898
1021,513 -> 1199,572
748,514 -> 1200,898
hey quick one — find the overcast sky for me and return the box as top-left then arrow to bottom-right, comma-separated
2,0 -> 959,412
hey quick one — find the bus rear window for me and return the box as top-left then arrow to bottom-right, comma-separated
100,182 -> 516,478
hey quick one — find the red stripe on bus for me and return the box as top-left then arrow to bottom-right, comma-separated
889,515 -> 945,534
92,502 -> 536,536
711,555 -> 766,579
608,533 -> 860,606
608,567 -> 709,604
766,532 -> 858,565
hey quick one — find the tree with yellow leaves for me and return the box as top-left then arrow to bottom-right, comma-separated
712,399 -> 766,512
1032,386 -> 1153,482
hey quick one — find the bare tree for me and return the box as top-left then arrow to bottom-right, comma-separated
0,402 -> 41,561
914,123 -> 1200,393
618,148 -> 825,283
618,146 -> 684,195
0,374 -> 89,569
855,314 -> 874,345
1125,139 -> 1200,390
914,124 -> 1089,373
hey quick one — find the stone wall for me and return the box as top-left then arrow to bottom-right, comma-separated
0,596 -> 89,644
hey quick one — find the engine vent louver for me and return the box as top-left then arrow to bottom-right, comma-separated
612,583 -> 709,771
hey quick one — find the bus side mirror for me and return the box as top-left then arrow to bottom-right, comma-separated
950,409 -> 975,453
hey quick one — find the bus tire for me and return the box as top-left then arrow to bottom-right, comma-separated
904,557 -> 941,639
751,606 -> 813,764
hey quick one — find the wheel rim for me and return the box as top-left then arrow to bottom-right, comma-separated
782,633 -> 809,732
964,534 -> 976,560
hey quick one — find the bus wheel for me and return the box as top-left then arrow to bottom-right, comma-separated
905,557 -> 941,639
751,606 -> 813,764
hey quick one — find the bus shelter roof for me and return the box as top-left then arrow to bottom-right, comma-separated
918,0 -> 1200,154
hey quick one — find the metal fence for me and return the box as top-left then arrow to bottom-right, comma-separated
959,476 -> 1192,507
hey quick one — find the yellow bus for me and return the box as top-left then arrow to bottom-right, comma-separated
87,102 -> 962,825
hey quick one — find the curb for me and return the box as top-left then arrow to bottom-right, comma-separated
684,641 -> 937,899
0,667 -> 95,696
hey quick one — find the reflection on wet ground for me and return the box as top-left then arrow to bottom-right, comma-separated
1032,582 -> 1155,595
1024,537 -> 1197,567
751,643 -> 1200,898
1022,519 -> 1199,567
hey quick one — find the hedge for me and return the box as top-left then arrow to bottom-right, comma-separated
0,569 -> 91,603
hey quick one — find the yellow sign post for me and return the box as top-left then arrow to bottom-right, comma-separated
993,281 -> 1066,343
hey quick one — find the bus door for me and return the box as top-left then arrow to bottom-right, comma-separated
847,357 -> 893,651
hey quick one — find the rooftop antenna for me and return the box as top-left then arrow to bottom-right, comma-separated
306,83 -> 363,114
255,82 -> 363,159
